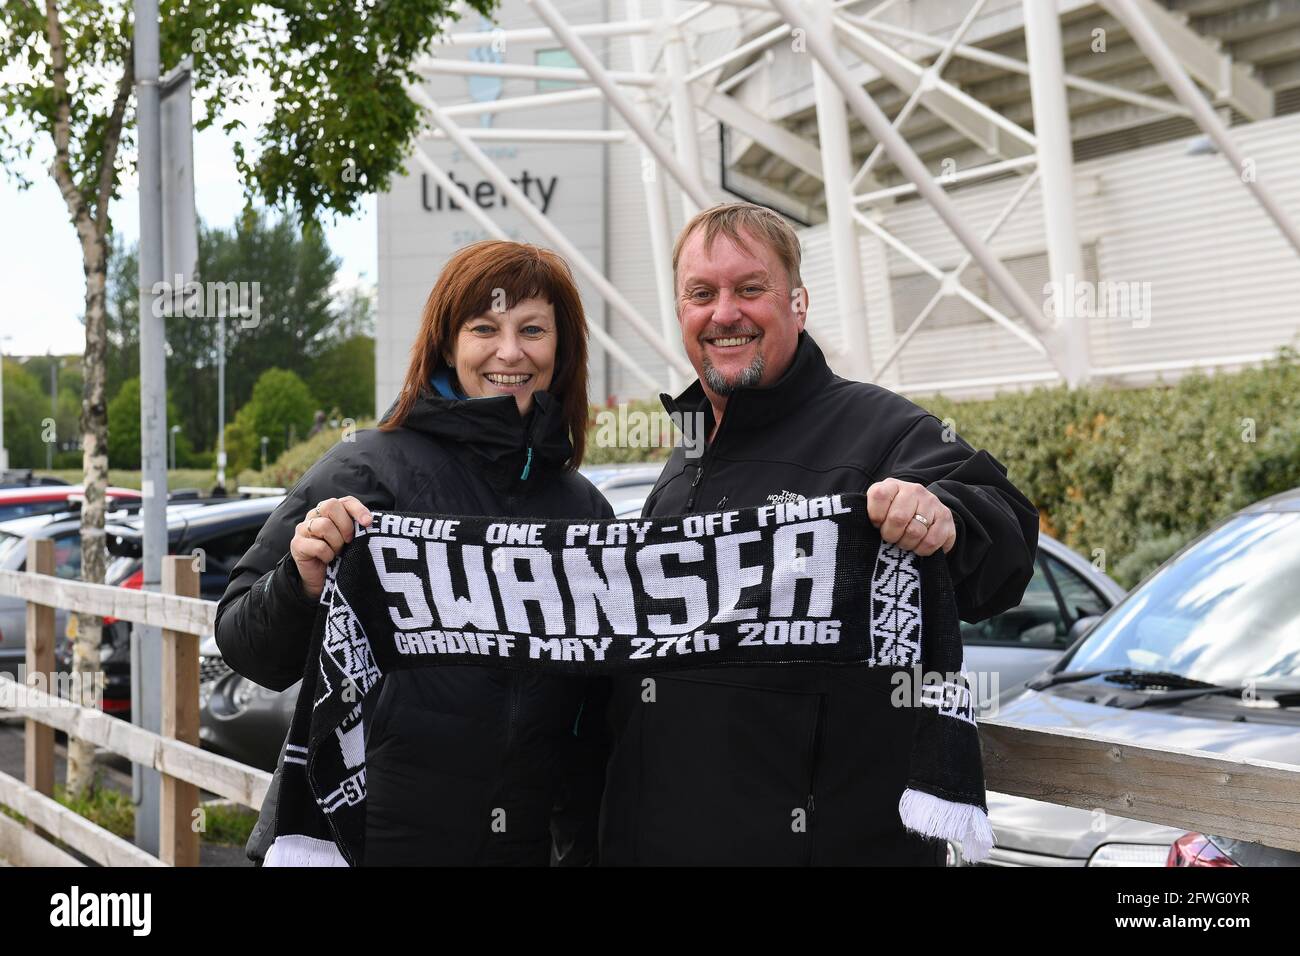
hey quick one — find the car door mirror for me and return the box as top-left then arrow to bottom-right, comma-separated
1067,614 -> 1101,643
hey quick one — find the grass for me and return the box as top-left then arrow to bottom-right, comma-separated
55,779 -> 135,839
200,801 -> 258,847
6,775 -> 257,850
36,469 -> 220,492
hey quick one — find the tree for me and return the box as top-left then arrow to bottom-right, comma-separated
107,212 -> 375,454
205,210 -> 342,433
311,336 -> 376,421
105,232 -> 140,404
1,359 -> 47,467
328,283 -> 377,341
0,0 -> 493,797
222,405 -> 258,476
246,368 -> 316,464
107,376 -> 188,468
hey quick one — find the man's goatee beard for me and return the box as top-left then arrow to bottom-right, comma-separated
702,352 -> 765,395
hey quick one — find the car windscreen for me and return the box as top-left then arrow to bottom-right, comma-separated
1064,511 -> 1300,689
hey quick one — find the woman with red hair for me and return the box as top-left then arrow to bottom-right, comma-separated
216,240 -> 612,865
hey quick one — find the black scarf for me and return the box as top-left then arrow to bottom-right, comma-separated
265,492 -> 993,865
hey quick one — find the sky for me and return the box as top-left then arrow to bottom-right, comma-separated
0,114 -> 376,359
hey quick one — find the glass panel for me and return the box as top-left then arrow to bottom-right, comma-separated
961,558 -> 1067,647
1068,513 -> 1300,687
1046,554 -> 1109,622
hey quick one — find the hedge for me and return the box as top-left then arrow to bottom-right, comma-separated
239,351 -> 1300,592
916,348 -> 1300,588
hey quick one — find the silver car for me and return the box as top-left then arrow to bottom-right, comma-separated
967,486 -> 1300,867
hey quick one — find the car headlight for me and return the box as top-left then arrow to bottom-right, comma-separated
1087,843 -> 1170,867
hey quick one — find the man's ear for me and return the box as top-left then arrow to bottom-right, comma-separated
791,286 -> 809,329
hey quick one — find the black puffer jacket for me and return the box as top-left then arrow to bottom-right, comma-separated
214,387 -> 613,866
598,331 -> 1039,865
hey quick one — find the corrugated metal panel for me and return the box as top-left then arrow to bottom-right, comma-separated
796,224 -> 900,387
605,14 -> 675,403
866,109 -> 1300,393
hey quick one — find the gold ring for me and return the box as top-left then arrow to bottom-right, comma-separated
912,513 -> 931,528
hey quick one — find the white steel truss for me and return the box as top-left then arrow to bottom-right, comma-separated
409,0 -> 1300,394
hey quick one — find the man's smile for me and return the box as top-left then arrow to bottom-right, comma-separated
704,332 -> 761,350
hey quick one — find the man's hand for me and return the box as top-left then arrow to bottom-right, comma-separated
866,478 -> 957,556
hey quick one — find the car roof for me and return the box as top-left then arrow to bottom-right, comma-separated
0,513 -> 66,537
1036,532 -> 1127,601
0,499 -> 219,536
1238,485 -> 1300,513
110,494 -> 285,539
0,485 -> 141,502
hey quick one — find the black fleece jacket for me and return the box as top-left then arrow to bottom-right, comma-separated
596,331 -> 1039,866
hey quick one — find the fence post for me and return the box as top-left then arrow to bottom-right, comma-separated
159,555 -> 201,866
23,538 -> 56,837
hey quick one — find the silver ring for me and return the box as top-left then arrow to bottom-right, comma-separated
912,513 -> 931,528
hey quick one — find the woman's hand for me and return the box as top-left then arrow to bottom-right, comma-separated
289,496 -> 373,600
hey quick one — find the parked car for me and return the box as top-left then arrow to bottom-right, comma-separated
962,534 -> 1125,695
0,484 -> 141,524
961,486 -> 1300,867
0,499 -> 213,680
0,511 -> 90,676
579,462 -> 665,517
39,496 -> 287,717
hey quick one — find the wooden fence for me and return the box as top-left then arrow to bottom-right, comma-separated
0,538 -> 270,867
1,536 -> 1298,865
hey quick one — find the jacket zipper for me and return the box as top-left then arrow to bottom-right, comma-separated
805,694 -> 827,865
685,464 -> 704,510
683,408 -> 731,512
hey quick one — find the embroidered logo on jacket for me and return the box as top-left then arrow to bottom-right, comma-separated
767,489 -> 807,505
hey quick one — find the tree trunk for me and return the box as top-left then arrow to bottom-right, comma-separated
67,230 -> 111,799
42,0 -> 133,800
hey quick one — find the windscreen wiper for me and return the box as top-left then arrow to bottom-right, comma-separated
1027,668 -> 1221,692
1129,683 -> 1300,710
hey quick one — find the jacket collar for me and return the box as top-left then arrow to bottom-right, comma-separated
381,383 -> 574,494
660,331 -> 834,438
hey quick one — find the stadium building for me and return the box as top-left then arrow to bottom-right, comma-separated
376,0 -> 1300,409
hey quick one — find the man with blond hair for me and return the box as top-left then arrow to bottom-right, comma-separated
596,201 -> 1039,865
